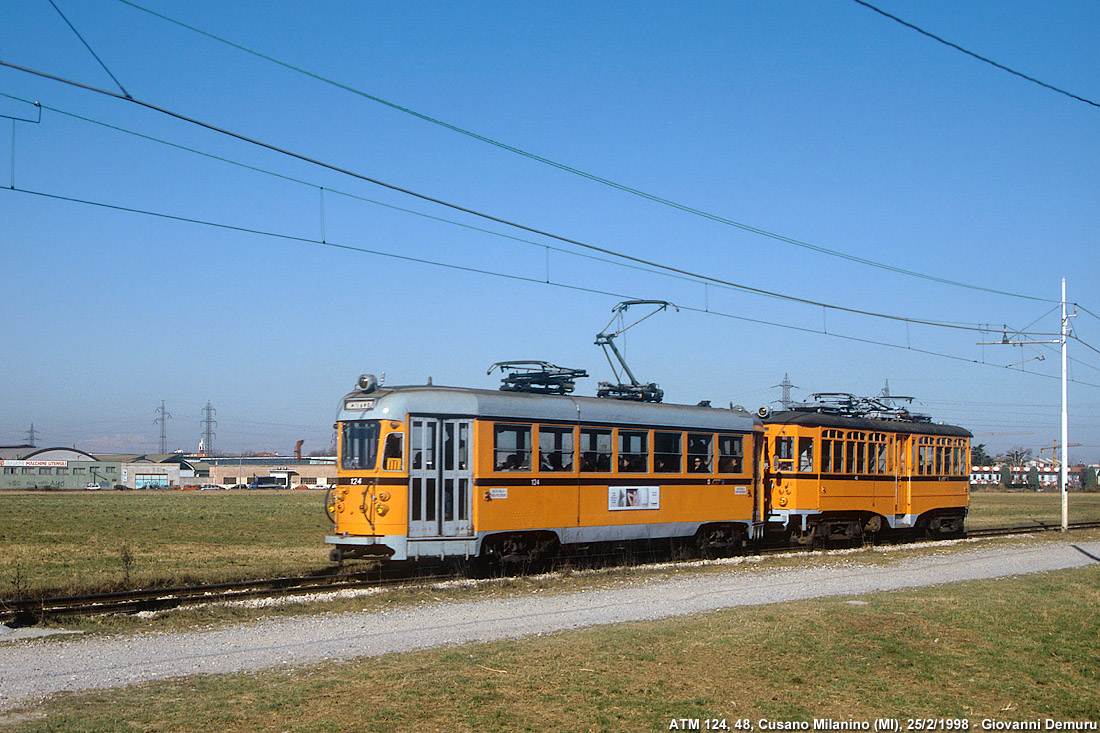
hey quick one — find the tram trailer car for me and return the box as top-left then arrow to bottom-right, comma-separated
326,375 -> 765,565
761,411 -> 971,544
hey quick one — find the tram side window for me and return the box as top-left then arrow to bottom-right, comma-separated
618,430 -> 648,472
798,437 -> 814,472
717,434 -> 743,473
919,445 -> 933,475
876,441 -> 888,473
539,426 -> 575,472
411,419 -> 436,470
688,433 -> 713,473
655,432 -> 682,473
494,424 -> 531,472
382,433 -> 403,471
342,421 -> 380,470
845,440 -> 857,474
774,436 -> 793,472
441,421 -> 469,471
580,428 -> 612,472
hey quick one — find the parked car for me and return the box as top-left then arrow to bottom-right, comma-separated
85,483 -> 102,491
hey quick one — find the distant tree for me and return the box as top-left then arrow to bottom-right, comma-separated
971,443 -> 993,466
1002,448 -> 1032,466
999,464 -> 1013,488
1027,467 -> 1040,490
1082,468 -> 1098,492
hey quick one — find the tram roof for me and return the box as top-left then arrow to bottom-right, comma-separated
338,384 -> 760,432
763,410 -> 972,438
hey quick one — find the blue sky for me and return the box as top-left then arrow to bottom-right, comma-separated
1,0 -> 1097,462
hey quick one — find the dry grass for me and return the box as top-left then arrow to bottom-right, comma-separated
967,491 -> 1100,528
3,566 -> 1098,732
1,489 -> 1098,598
0,490 -> 330,597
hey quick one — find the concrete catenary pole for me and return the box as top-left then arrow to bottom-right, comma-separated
1061,278 -> 1069,532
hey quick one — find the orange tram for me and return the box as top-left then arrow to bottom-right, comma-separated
326,376 -> 970,566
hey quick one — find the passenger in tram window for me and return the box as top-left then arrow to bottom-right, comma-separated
499,453 -> 525,471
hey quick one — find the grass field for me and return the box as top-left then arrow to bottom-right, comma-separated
967,490 -> 1100,529
1,490 -> 1098,597
3,564 -> 1098,731
0,490 -> 331,597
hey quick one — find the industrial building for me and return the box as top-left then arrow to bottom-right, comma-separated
0,446 -> 180,490
0,445 -> 334,490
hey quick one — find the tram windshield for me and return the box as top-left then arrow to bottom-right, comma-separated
342,421 -> 381,470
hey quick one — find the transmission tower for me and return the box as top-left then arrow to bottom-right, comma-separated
154,400 -> 172,454
201,401 -> 217,456
772,373 -> 799,410
24,423 -> 38,447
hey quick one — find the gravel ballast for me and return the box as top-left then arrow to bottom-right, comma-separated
1,538 -> 1098,711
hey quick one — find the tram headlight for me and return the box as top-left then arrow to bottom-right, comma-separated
378,491 -> 391,502
376,503 -> 389,517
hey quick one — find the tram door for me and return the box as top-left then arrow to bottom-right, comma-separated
894,436 -> 909,520
408,418 -> 473,538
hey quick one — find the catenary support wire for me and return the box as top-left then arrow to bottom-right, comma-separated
47,0 -> 132,99
111,0 -> 1064,302
10,182 -> 1098,388
0,62 -> 1038,333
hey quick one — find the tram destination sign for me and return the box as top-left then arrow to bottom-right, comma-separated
345,399 -> 376,411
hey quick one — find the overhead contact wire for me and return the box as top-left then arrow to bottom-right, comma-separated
0,91 -> 705,288
8,185 -> 1098,390
114,0 -> 1056,304
851,0 -> 1100,109
0,63 -> 1006,334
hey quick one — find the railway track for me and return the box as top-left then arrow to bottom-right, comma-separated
4,521 -> 1099,627
0,566 -> 451,627
967,520 -> 1100,537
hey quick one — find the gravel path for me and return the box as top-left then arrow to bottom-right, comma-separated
2,538 -> 1098,712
